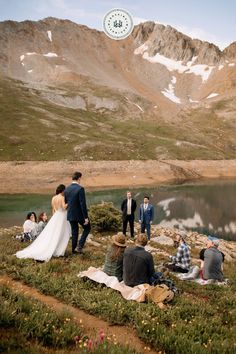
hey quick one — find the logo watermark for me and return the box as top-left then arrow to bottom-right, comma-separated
103,8 -> 134,40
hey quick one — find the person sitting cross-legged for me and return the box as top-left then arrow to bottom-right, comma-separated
166,231 -> 191,273
200,236 -> 224,282
22,212 -> 38,241
103,233 -> 127,281
37,212 -> 48,235
123,233 -> 155,287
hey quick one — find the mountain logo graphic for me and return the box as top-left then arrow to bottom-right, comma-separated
103,8 -> 134,40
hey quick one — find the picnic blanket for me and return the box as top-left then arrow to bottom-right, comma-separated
175,266 -> 228,285
78,267 -> 150,302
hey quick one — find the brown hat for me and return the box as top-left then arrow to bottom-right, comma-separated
112,233 -> 127,247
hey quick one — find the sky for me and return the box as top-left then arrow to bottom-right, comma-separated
0,0 -> 235,49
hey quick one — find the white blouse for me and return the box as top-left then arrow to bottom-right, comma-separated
23,220 -> 37,234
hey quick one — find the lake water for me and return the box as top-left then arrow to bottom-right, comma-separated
1,180 -> 236,241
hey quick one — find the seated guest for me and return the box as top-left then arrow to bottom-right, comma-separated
103,233 -> 126,281
166,231 -> 191,273
37,212 -> 48,234
123,233 -> 155,286
200,236 -> 224,281
23,212 -> 38,241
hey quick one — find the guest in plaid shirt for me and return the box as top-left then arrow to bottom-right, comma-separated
166,231 -> 191,273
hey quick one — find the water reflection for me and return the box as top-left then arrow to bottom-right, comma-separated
0,180 -> 236,241
151,182 -> 236,241
87,181 -> 236,241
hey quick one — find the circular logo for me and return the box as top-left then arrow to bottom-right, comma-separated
103,8 -> 134,40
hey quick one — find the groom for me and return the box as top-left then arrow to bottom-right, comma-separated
64,171 -> 91,254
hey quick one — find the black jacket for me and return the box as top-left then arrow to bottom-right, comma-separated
64,183 -> 88,222
121,198 -> 137,219
123,246 -> 155,286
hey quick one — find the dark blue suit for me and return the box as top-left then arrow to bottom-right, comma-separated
139,203 -> 154,240
64,182 -> 91,251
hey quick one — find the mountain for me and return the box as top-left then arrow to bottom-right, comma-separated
0,17 -> 236,161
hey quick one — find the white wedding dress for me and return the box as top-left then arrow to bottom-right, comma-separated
15,208 -> 71,262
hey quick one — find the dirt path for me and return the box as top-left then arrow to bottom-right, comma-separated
0,275 -> 157,354
1,160 -> 236,194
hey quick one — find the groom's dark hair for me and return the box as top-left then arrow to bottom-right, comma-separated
72,171 -> 82,180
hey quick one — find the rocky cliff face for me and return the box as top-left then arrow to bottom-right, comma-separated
132,21 -> 227,65
223,42 -> 236,59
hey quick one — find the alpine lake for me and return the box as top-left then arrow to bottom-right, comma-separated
1,179 -> 236,241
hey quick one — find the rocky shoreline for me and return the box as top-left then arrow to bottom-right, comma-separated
1,160 -> 236,194
149,225 -> 236,262
2,225 -> 236,263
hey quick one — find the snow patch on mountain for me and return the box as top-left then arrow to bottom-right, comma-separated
47,30 -> 52,42
207,93 -> 219,99
189,98 -> 199,103
43,52 -> 58,57
161,76 -> 181,104
135,44 -> 215,82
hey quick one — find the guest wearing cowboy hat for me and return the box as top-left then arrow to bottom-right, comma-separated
103,232 -> 127,281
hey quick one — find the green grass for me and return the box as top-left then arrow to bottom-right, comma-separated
0,77 -> 236,160
0,283 -> 138,354
0,284 -> 81,349
0,228 -> 236,354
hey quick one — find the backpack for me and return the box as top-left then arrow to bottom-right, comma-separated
145,284 -> 175,306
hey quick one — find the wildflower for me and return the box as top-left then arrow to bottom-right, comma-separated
99,329 -> 105,341
87,339 -> 93,350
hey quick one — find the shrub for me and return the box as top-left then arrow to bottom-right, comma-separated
89,202 -> 122,232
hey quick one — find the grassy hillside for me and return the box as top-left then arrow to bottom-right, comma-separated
0,77 -> 236,160
1,227 -> 236,354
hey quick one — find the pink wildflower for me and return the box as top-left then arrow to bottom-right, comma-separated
87,339 -> 93,351
99,329 -> 105,342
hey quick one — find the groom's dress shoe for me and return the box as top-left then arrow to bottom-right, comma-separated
72,248 -> 84,255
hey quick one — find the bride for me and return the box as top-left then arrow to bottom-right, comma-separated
16,184 -> 71,262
